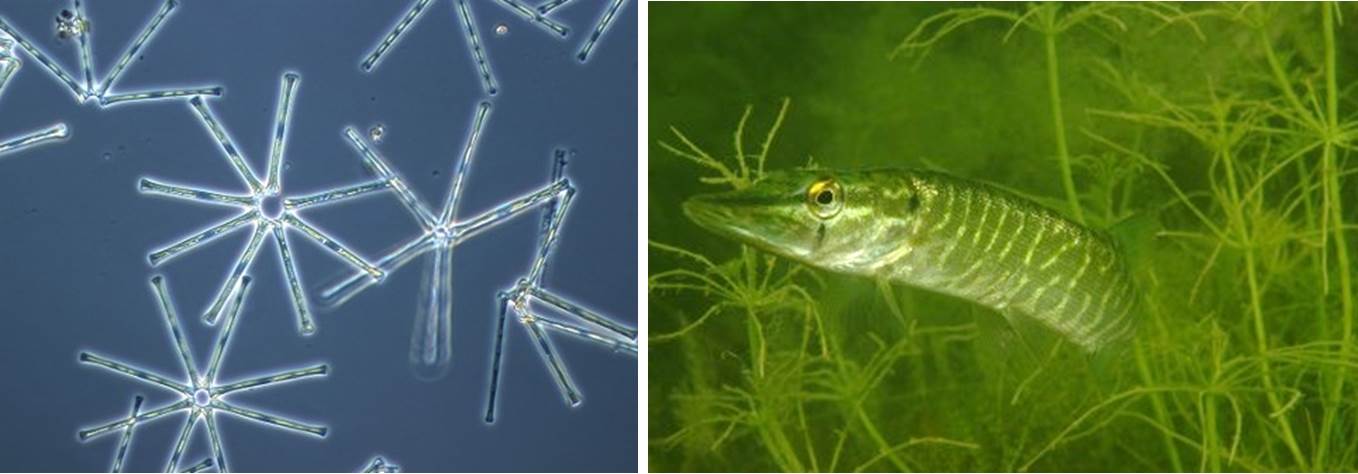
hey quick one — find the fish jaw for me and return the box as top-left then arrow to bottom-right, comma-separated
682,190 -> 816,262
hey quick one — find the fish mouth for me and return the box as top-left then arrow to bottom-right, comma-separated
682,192 -> 811,260
682,193 -> 763,243
682,194 -> 736,236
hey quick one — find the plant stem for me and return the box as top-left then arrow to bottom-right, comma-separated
1201,393 -> 1219,473
856,405 -> 911,472
1134,339 -> 1184,472
1213,98 -> 1308,468
1316,3 -> 1352,468
1244,247 -> 1308,469
1043,30 -> 1084,224
744,301 -> 804,472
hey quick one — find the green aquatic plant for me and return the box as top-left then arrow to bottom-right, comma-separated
1075,4 -> 1358,470
893,2 -> 1197,225
650,100 -> 828,471
651,2 -> 1358,471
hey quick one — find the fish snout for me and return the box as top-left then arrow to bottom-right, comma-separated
682,194 -> 729,232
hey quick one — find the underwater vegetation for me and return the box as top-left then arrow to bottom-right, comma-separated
649,2 -> 1358,472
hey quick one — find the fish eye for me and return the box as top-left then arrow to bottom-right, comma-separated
815,188 -> 834,205
806,178 -> 843,219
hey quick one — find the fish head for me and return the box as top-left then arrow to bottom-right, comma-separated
684,168 -> 921,275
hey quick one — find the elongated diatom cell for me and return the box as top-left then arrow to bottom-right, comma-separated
685,168 -> 1137,351
455,0 -> 497,95
0,124 -> 69,157
576,0 -> 630,62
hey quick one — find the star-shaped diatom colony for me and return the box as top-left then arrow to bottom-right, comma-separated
140,72 -> 390,335
78,276 -> 328,473
0,0 -> 222,107
323,101 -> 511,379
0,34 -> 69,158
321,104 -> 636,417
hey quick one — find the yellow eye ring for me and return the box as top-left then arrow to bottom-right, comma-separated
806,178 -> 843,219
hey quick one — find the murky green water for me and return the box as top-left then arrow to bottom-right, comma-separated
649,3 -> 1358,472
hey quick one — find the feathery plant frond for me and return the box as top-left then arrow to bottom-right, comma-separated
656,97 -> 791,190
894,2 -> 1202,225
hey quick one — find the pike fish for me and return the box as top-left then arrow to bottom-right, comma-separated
683,168 -> 1137,351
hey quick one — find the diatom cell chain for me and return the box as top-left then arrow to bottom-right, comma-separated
0,34 -> 69,158
484,149 -> 638,422
359,0 -> 500,94
0,0 -> 222,107
140,72 -> 391,336
359,0 -> 632,89
78,276 -> 329,473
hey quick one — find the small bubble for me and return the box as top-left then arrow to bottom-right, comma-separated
369,124 -> 385,143
101,152 -> 111,161
495,24 -> 509,35
432,170 -> 440,176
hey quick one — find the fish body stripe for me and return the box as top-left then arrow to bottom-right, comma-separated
972,199 -> 993,246
893,174 -> 1136,351
936,188 -> 973,265
982,206 -> 1009,254
1024,224 -> 1046,266
995,211 -> 1025,261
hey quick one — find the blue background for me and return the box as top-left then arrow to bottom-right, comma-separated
0,0 -> 636,471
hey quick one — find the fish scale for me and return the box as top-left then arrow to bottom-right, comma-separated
684,168 -> 1138,352
901,174 -> 1135,350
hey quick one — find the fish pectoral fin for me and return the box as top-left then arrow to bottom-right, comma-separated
989,307 -> 1065,370
876,276 -> 911,332
972,308 -> 1034,382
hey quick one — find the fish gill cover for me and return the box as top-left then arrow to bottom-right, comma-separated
649,2 -> 1358,472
